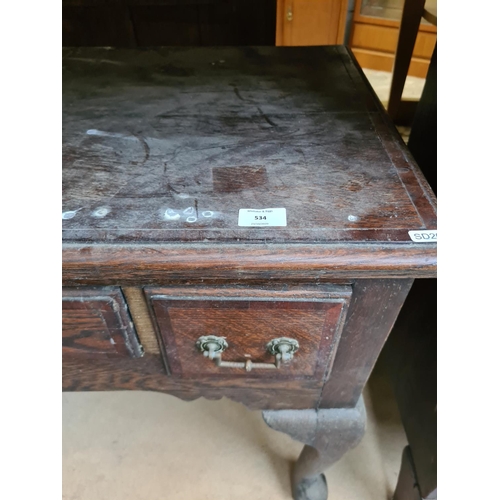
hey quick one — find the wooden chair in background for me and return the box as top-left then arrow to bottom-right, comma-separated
387,0 -> 437,125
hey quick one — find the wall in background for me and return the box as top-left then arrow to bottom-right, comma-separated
63,0 -> 277,47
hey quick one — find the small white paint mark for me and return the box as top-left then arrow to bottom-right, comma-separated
325,337 -> 329,340
183,207 -> 194,215
348,215 -> 359,222
164,209 -> 180,220
86,129 -> 130,139
176,193 -> 191,199
110,338 -> 116,345
92,206 -> 110,218
186,216 -> 197,223
62,209 -> 82,220
202,211 -> 214,218
244,354 -> 252,358
65,57 -> 125,66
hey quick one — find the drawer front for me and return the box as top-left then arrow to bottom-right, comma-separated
145,286 -> 351,381
62,287 -> 143,358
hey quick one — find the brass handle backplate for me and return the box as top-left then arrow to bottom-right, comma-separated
195,335 -> 299,372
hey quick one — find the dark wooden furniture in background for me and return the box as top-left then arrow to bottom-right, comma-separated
384,42 -> 437,500
387,0 -> 437,124
63,0 -> 352,49
62,46 -> 437,500
407,45 -> 437,192
385,278 -> 437,500
63,0 -> 277,47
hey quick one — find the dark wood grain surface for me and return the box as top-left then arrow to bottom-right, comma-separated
62,47 -> 437,414
62,243 -> 436,285
145,285 -> 351,380
62,353 -> 324,410
62,287 -> 143,358
62,0 -> 277,48
61,280 -> 411,410
62,46 -> 436,250
319,278 -> 413,408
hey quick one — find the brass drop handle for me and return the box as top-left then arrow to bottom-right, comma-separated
195,335 -> 299,372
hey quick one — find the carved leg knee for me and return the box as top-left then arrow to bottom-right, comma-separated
263,396 -> 366,500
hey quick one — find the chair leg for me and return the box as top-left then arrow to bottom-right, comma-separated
387,0 -> 426,120
393,446 -> 422,500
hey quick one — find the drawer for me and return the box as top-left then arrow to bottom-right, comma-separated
145,286 -> 351,381
62,287 -> 143,358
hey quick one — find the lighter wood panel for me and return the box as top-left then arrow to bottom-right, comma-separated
351,24 -> 398,53
351,23 -> 436,59
413,31 -> 436,59
276,0 -> 348,46
352,0 -> 437,34
122,287 -> 161,354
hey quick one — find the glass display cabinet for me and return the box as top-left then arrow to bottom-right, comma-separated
348,0 -> 437,78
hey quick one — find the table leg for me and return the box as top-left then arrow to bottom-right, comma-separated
263,396 -> 366,500
393,446 -> 423,500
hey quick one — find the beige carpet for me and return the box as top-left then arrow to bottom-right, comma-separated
63,361 -> 407,500
363,68 -> 425,106
363,69 -> 426,143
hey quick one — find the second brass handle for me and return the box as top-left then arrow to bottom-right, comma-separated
195,335 -> 299,372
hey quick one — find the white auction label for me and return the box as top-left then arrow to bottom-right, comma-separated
408,230 -> 437,242
238,208 -> 287,227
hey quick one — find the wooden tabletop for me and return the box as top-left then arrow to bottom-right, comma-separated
62,46 -> 436,282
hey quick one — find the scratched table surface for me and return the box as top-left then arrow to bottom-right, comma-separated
62,46 -> 436,244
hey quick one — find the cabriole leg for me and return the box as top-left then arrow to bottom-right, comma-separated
263,396 -> 366,500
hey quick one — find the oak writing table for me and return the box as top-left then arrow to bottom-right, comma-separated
62,46 -> 437,500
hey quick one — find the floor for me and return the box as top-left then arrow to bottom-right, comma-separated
363,68 -> 425,106
363,68 -> 426,143
63,361 -> 407,500
62,69 -> 426,500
